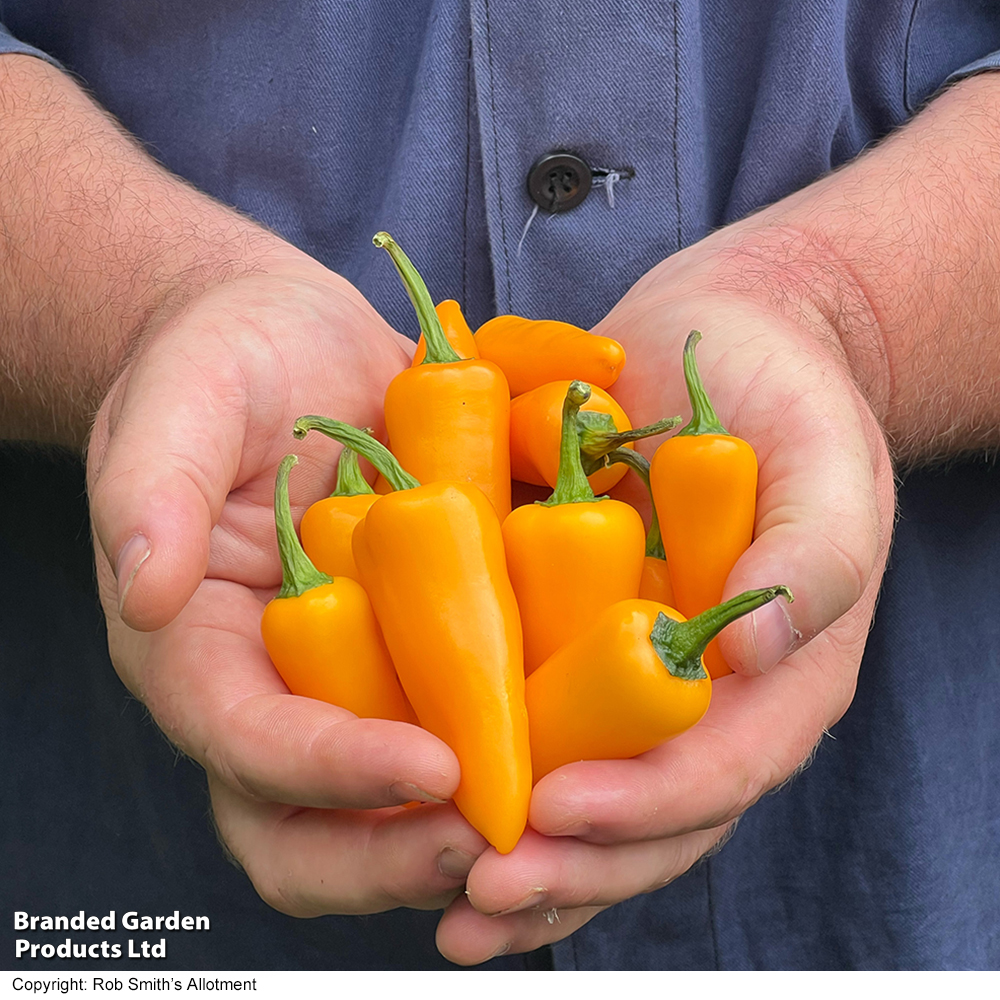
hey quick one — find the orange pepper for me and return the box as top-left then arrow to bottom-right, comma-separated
411,299 -> 479,365
475,315 -> 626,397
300,441 -> 378,580
526,587 -> 791,780
510,380 -> 680,495
260,455 -> 415,723
650,331 -> 758,679
293,416 -> 530,855
375,232 -> 511,519
502,381 -> 646,676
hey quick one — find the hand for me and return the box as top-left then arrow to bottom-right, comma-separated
86,260 -> 490,916
434,228 -> 896,963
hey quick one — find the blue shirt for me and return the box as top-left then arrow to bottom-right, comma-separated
2,0 -> 999,971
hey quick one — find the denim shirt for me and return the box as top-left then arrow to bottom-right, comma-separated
2,1 -> 999,971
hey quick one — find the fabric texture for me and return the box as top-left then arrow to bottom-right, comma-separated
2,0 -> 999,970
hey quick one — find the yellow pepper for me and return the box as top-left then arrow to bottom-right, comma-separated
527,587 -> 791,780
260,455 -> 415,723
293,416 -> 531,855
502,381 -> 645,676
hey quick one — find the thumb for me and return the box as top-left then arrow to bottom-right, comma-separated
87,344 -> 248,631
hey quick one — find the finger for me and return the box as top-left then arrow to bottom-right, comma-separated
211,784 -> 488,916
711,333 -> 895,675
529,623 -> 862,844
462,824 -> 726,917
435,892 -> 604,966
88,325 -> 254,631
112,579 -> 461,808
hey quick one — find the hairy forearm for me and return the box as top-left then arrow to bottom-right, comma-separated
0,55 -> 307,448
681,72 -> 1000,465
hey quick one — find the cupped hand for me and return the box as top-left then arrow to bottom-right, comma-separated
86,258 -> 488,916
436,228 -> 896,963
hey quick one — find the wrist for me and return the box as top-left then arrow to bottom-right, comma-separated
0,54 -> 325,449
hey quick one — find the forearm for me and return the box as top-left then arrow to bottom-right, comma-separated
0,54 -> 310,448
660,72 -> 1000,465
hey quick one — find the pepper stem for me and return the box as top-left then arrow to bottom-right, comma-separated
649,585 -> 793,680
677,330 -> 729,437
578,412 -> 682,474
606,447 -> 665,560
292,416 -> 420,492
373,231 -> 461,365
274,455 -> 333,599
541,381 -> 600,506
329,439 -> 375,498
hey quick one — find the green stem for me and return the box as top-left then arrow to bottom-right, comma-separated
649,585 -> 793,680
606,448 -> 665,560
578,412 -> 682,473
372,231 -> 460,365
329,440 -> 375,498
274,455 -> 332,599
292,416 -> 420,492
542,381 -> 600,506
677,330 -> 729,437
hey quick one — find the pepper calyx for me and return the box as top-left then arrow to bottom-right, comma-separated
373,231 -> 461,365
649,585 -> 794,679
274,454 -> 333,599
677,330 -> 730,438
292,415 -> 420,492
540,381 -> 603,507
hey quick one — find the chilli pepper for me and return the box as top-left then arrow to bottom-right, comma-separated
299,440 -> 378,580
293,415 -> 531,855
474,314 -> 626,397
510,379 -> 680,495
650,331 -> 758,679
606,447 -> 675,607
412,299 -> 479,365
502,381 -> 646,676
260,454 -> 415,723
375,232 -> 511,519
526,586 -> 792,780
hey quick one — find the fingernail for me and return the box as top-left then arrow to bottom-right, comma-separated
389,781 -> 447,805
116,533 -> 150,616
437,847 -> 476,880
749,598 -> 797,674
489,887 -> 547,917
489,942 -> 512,959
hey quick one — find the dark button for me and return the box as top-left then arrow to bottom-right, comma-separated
527,152 -> 592,213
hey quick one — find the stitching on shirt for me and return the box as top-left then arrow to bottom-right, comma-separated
902,0 -> 922,115
671,1 -> 683,252
481,0 -> 514,309
463,25 -> 472,307
591,166 -> 635,209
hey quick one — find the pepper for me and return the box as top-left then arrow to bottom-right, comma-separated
411,299 -> 479,365
526,587 -> 792,780
650,331 -> 758,679
502,381 -> 646,676
292,416 -> 531,855
260,454 -> 415,723
475,314 -> 626,397
606,447 -> 675,607
375,232 -> 511,519
299,440 -> 378,580
509,380 -> 680,494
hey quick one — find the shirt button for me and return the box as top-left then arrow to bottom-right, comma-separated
526,152 -> 592,213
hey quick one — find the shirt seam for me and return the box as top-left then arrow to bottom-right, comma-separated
481,0 -> 514,308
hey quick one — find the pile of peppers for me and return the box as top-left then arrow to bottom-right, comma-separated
260,232 -> 792,855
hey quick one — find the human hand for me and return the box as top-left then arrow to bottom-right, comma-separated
435,226 -> 896,962
86,259 -> 490,916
